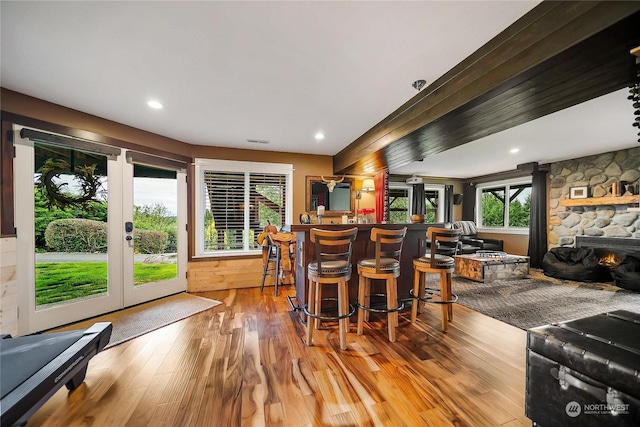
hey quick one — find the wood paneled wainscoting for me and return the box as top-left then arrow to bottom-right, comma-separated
0,237 -> 18,336
187,256 -> 264,292
28,286 -> 528,426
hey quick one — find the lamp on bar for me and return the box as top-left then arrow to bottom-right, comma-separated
361,178 -> 375,192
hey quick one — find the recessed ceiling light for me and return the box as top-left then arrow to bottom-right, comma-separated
510,148 -> 520,154
315,132 -> 325,140
147,100 -> 163,109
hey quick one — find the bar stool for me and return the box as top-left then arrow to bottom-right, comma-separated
356,227 -> 407,342
304,227 -> 358,350
411,227 -> 461,331
260,234 -> 282,295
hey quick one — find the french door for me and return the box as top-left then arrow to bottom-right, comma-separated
122,155 -> 187,306
14,126 -> 186,335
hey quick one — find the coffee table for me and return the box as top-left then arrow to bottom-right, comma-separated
454,252 -> 530,282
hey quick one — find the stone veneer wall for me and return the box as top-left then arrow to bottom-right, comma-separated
548,147 -> 640,249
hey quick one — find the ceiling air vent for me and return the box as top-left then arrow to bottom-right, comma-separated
247,139 -> 270,144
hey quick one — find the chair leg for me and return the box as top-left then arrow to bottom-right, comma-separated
446,272 -> 453,322
392,277 -> 399,329
342,280 -> 350,337
357,274 -> 366,335
364,277 -> 371,322
274,248 -> 281,297
419,271 -> 427,314
260,254 -> 270,293
411,268 -> 420,323
315,280 -> 322,333
386,278 -> 397,342
440,270 -> 448,332
338,279 -> 348,350
306,279 -> 316,346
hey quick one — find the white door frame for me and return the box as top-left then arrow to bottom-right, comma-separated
15,127 -> 123,334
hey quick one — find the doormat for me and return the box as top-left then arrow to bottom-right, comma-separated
53,293 -> 221,348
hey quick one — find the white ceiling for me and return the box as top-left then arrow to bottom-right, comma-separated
392,88 -> 639,178
2,1 -> 637,178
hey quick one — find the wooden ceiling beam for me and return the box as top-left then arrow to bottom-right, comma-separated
333,1 -> 640,175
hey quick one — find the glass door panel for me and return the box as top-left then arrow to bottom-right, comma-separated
33,142 -> 110,307
123,161 -> 186,306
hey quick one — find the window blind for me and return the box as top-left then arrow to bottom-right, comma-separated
204,171 -> 245,251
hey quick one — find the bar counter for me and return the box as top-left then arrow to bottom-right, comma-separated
289,222 -> 445,315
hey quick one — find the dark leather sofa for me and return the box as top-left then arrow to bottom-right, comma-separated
452,221 -> 504,254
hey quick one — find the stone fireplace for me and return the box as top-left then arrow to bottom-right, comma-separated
548,147 -> 640,249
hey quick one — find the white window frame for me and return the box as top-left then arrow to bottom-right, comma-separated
194,159 -> 293,257
475,177 -> 532,235
388,182 -> 445,223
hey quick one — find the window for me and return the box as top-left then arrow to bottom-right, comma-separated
195,159 -> 292,256
424,189 -> 440,223
388,187 -> 409,223
388,183 -> 444,224
476,179 -> 531,231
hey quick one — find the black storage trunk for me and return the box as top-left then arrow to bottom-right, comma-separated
526,310 -> 640,426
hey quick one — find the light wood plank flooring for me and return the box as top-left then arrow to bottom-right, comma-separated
28,285 -> 528,426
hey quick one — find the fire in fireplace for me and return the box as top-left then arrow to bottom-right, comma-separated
599,252 -> 623,270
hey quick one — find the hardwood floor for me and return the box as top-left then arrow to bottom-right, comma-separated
29,286 -> 529,427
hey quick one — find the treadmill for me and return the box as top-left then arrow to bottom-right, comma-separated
0,322 -> 112,426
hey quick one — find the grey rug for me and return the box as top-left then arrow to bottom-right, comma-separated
54,293 -> 221,348
440,271 -> 640,330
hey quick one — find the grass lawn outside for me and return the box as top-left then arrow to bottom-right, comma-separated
35,262 -> 177,306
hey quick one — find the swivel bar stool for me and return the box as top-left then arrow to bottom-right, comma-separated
356,227 -> 407,342
304,227 -> 358,350
411,227 -> 461,331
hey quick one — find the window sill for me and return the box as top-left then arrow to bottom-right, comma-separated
477,227 -> 529,236
191,251 -> 262,261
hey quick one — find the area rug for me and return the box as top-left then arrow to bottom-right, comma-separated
53,293 -> 221,348
439,270 -> 640,330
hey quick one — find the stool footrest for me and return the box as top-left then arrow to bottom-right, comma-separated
410,288 -> 459,305
303,298 -> 355,321
356,294 -> 405,313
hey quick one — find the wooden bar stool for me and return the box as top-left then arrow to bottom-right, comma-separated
259,234 -> 281,295
303,227 -> 358,350
356,227 -> 407,342
259,232 -> 295,296
411,227 -> 461,331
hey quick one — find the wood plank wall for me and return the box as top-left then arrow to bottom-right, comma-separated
0,237 -> 18,336
187,257 -> 265,292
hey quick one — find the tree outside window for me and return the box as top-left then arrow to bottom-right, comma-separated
479,181 -> 531,229
389,186 -> 442,224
